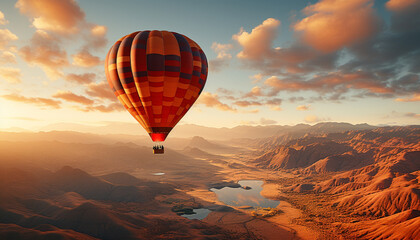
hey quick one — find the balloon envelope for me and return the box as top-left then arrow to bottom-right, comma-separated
105,30 -> 208,141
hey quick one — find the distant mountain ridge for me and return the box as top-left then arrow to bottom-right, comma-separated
33,121 -> 376,140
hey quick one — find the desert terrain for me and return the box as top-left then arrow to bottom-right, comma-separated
0,122 -> 419,239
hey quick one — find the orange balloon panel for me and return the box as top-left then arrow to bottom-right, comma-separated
105,31 -> 208,142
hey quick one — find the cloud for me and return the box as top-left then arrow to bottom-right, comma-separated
240,117 -> 277,125
72,49 -> 101,67
85,24 -> 108,49
0,29 -> 18,50
53,90 -> 94,105
265,98 -> 282,106
304,115 -> 326,123
270,106 -> 282,111
266,98 -> 282,111
386,0 -> 420,12
386,0 -> 420,32
85,81 -> 115,101
196,92 -> 236,112
231,17 -> 325,75
260,117 -> 277,125
395,93 -> 420,102
211,42 -> 233,59
233,100 -> 262,107
19,30 -> 69,79
0,11 -> 8,25
264,72 -> 393,96
79,102 -> 124,113
0,67 -> 21,83
244,86 -> 265,98
404,112 -> 420,118
209,42 -> 233,72
244,109 -> 260,114
293,0 -> 381,53
16,0 -> 107,79
297,105 -> 310,111
216,88 -> 234,95
228,3 -> 420,102
15,0 -> 85,35
91,25 -> 107,37
8,116 -> 40,121
2,94 -> 61,109
0,51 -> 17,64
65,73 -> 95,84
251,73 -> 263,83
232,96 -> 281,110
233,18 -> 280,60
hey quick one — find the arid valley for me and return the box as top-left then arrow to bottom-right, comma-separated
0,122 -> 419,240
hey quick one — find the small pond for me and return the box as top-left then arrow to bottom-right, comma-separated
211,180 -> 279,208
180,208 -> 212,220
152,172 -> 165,176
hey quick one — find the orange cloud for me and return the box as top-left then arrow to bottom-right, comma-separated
15,0 -> 85,35
209,42 -> 233,72
91,25 -> 107,37
395,94 -> 420,102
53,90 -> 94,105
385,0 -> 420,32
297,105 -> 310,111
196,92 -> 236,112
211,42 -> 233,59
2,94 -> 61,109
244,86 -> 265,98
232,18 -> 317,75
0,67 -> 21,83
65,73 -> 95,84
293,0 -> 381,53
0,10 -> 8,25
79,103 -> 124,113
386,0 -> 420,12
404,112 -> 420,118
251,73 -> 263,83
270,106 -> 282,111
72,50 -> 101,67
233,97 -> 282,111
0,51 -> 17,64
8,116 -> 40,121
85,81 -> 115,101
0,29 -> 18,50
264,72 -> 393,95
233,100 -> 262,107
233,18 -> 280,60
87,24 -> 108,49
16,0 -> 107,79
19,30 -> 69,79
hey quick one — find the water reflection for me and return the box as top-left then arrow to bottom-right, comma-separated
211,180 -> 279,208
181,208 -> 211,220
153,172 -> 165,176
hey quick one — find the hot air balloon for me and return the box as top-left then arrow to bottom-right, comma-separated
105,30 -> 208,154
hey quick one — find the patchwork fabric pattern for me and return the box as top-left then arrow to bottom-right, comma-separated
105,31 -> 208,141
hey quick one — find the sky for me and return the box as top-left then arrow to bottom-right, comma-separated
0,0 -> 419,131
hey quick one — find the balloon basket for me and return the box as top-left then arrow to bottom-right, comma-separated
153,145 -> 164,154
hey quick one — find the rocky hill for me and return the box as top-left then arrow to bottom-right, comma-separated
0,166 -> 233,240
253,126 -> 420,239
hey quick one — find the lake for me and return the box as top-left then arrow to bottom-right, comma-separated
210,180 -> 279,208
179,180 -> 279,220
180,208 -> 212,220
